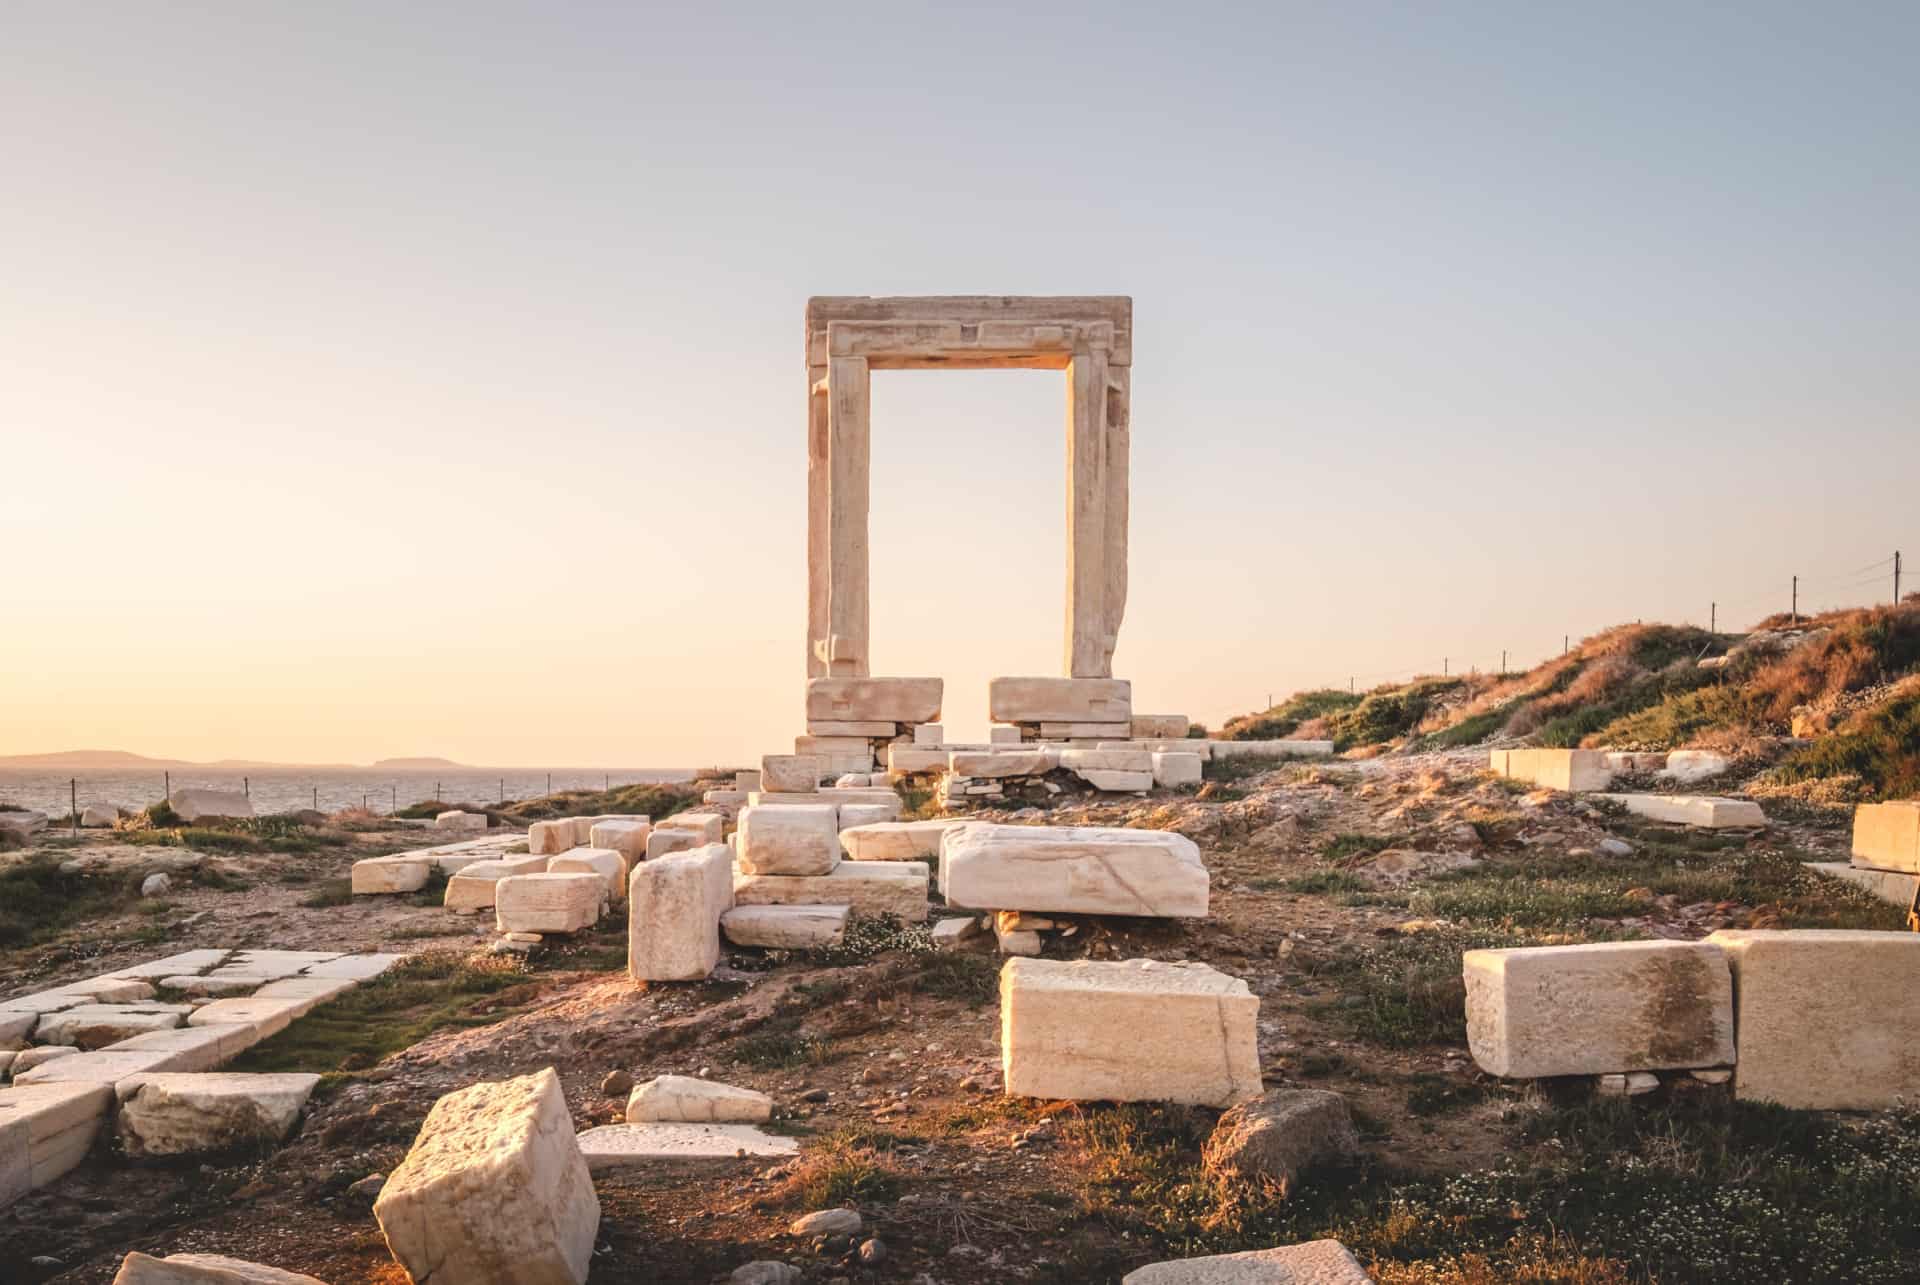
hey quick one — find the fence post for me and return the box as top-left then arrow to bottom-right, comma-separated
71,778 -> 78,833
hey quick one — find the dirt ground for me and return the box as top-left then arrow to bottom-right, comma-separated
0,751 -> 1891,1284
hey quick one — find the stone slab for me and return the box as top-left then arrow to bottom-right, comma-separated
1038,721 -> 1134,739
375,1067 -> 599,1285
0,1081 -> 111,1207
249,977 -> 357,1017
105,950 -> 233,981
720,904 -> 851,949
352,857 -> 431,895
12,1048 -> 186,1086
647,827 -> 706,861
762,754 -> 827,792
1154,752 -> 1205,788
1805,860 -> 1919,906
835,801 -> 901,830
1493,748 -> 1614,792
1079,769 -> 1154,792
1001,958 -> 1262,1107
548,848 -> 627,901
36,1004 -> 192,1049
806,676 -> 943,724
629,844 -> 734,981
989,677 -> 1131,724
1122,1239 -> 1371,1283
115,1071 -> 320,1156
103,1025 -> 254,1073
1851,801 -> 1920,873
913,724 -> 944,745
886,745 -> 950,774
575,1122 -> 796,1170
1059,748 -> 1154,773
657,811 -> 725,844
111,1252 -> 329,1283
950,750 -> 1054,778
732,861 -> 929,922
1708,928 -> 1920,1109
300,953 -> 405,981
737,805 -> 840,876
435,810 -> 488,832
806,720 -> 898,737
942,824 -> 1209,917
495,873 -> 605,935
1130,715 -> 1192,739
1463,940 -> 1734,1078
840,819 -> 964,862
1596,793 -> 1767,828
1102,739 -> 1214,760
186,997 -> 308,1042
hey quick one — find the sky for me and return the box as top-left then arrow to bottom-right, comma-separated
3,2 -> 1916,767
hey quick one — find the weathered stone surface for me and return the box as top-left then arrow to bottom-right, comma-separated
1059,748 -> 1153,773
36,1003 -> 191,1049
445,854 -> 552,911
374,1067 -> 599,1285
1002,959 -> 1261,1107
913,723 -> 944,745
1852,801 -> 1920,873
732,861 -> 929,922
50,977 -> 156,1003
351,857 -> 431,895
1201,1090 -> 1358,1195
111,1252 -> 328,1283
807,676 -> 943,723
115,1072 -> 320,1157
1132,715 -> 1191,738
0,808 -> 48,838
1,1081 -> 112,1207
1039,720 -> 1134,739
950,749 -> 1053,778
11,1047 -> 190,1086
1153,752 -> 1205,788
885,745 -> 948,774
186,996 -> 309,1042
703,788 -> 749,806
931,916 -> 985,949
835,801 -> 900,830
762,754 -> 827,792
1463,941 -> 1734,1078
734,769 -> 762,792
575,1122 -> 796,1170
80,803 -> 123,828
1121,1239 -> 1371,1283
990,725 -> 1023,744
1107,738 -> 1214,759
943,824 -> 1208,917
658,811 -> 726,844
496,873 -> 605,935
626,1074 -> 772,1124
169,789 -> 254,822
1492,748 -> 1613,792
1805,860 -> 1918,906
13,1045 -> 80,1073
528,819 -> 574,856
105,949 -> 232,981
808,720 -> 897,737
990,677 -> 1132,724
1708,928 -> 1920,1109
434,810 -> 488,832
302,953 -> 406,982
629,845 -> 734,981
548,848 -> 627,901
102,1025 -> 252,1073
720,904 -> 850,949
1596,793 -> 1766,828
647,827 -> 706,861
1605,751 -> 1669,773
1079,769 -> 1154,792
840,818 -> 962,862
1658,749 -> 1730,784
737,805 -> 840,876
250,977 -> 356,1017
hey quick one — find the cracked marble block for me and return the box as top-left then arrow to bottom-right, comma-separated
941,824 -> 1208,917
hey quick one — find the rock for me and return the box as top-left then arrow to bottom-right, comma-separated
115,1072 -> 320,1157
647,827 -> 706,861
434,810 -> 488,832
1152,752 -> 1204,789
13,1045 -> 81,1072
790,1207 -> 863,1238
942,824 -> 1208,918
626,1074 -> 772,1124
351,856 -> 432,895
994,920 -> 1042,956
346,1173 -> 386,1200
1598,838 -> 1634,857
575,1122 -> 796,1169
738,805 -> 841,876
629,844 -> 735,981
35,1003 -> 192,1049
1596,1071 -> 1659,1097
858,1238 -> 886,1265
1000,958 -> 1261,1107
1659,749 -> 1730,785
528,819 -> 574,856
1708,928 -> 1920,1109
1202,1090 -> 1358,1195
762,754 -> 828,793
169,789 -> 254,822
600,1070 -> 635,1098
730,1264 -> 801,1285
110,1251 -> 328,1283
721,904 -> 850,949
444,854 -> 552,911
0,809 -> 49,839
141,873 -> 173,898
494,873 -> 604,935
1121,1239 -> 1371,1283
80,804 -> 123,828
733,861 -> 929,922
373,1067 -> 600,1285
1463,940 -> 1734,1078
1594,793 -> 1766,829
931,916 -> 984,950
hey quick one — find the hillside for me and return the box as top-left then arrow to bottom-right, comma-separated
1222,596 -> 1920,802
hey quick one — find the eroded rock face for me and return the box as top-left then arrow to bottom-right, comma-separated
373,1067 -> 599,1285
116,1072 -> 320,1158
1201,1090 -> 1359,1196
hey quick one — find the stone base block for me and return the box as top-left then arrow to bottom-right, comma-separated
720,903 -> 851,948
950,750 -> 1053,777
529,820 -> 574,856
1852,801 -> 1920,873
806,720 -> 897,736
989,677 -> 1131,724
590,819 -> 651,863
942,824 -> 1208,917
835,801 -> 901,830
1709,928 -> 1920,1109
374,1067 -> 599,1285
732,861 -> 929,921
1039,721 -> 1133,739
1597,794 -> 1767,828
351,857 -> 431,895
1130,714 -> 1191,739
115,1072 -> 320,1157
547,848 -> 628,901
1000,958 -> 1261,1107
761,754 -> 827,792
1492,748 -> 1614,792
840,818 -> 963,861
1463,941 -> 1734,1078
737,805 -> 840,876
496,873 -> 605,935
0,1081 -> 112,1207
657,812 -> 725,844
1153,752 -> 1204,788
629,845 -> 734,981
1078,769 -> 1153,792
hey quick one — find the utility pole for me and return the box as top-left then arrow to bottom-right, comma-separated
1897,551 -> 1903,604
1348,676 -> 1354,694
1563,635 -> 1569,656
1501,649 -> 1507,675
1711,601 -> 1716,633
243,776 -> 249,799
70,779 -> 77,834
164,771 -> 170,803
1442,657 -> 1448,677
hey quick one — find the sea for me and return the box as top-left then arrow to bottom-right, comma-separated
0,767 -> 696,819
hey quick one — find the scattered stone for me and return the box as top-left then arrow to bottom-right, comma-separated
721,904 -> 850,949
0,809 -> 49,838
733,860 -> 929,922
141,873 -> 173,898
1464,941 -> 1733,1078
434,810 -> 488,832
629,844 -> 735,981
930,916 -> 984,950
1852,801 -> 1920,873
1595,793 -> 1766,829
374,1068 -> 599,1285
495,872 -> 605,935
346,1173 -> 386,1200
1001,958 -> 1261,1107
110,1251 -> 328,1283
738,805 -> 841,876
0,1081 -> 112,1208
730,1264 -> 802,1285
351,856 -> 432,895
858,1238 -> 886,1265
1121,1238 -> 1371,1283
1489,748 -> 1613,793
444,854 -> 552,911
1201,1089 -> 1359,1196
790,1207 -> 863,1238
942,824 -> 1208,918
169,789 -> 254,822
1659,749 -> 1730,785
13,1046 -> 81,1073
1690,1068 -> 1733,1085
546,847 -> 628,901
627,1074 -> 773,1124
80,803 -> 123,828
1598,838 -> 1634,857
115,1072 -> 320,1157
35,1003 -> 192,1049
575,1122 -> 797,1170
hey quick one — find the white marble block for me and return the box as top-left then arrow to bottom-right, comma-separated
1123,1240 -> 1370,1284
1152,752 -> 1204,788
989,677 -> 1132,724
656,811 -> 725,844
942,824 -> 1209,917
762,754 -> 827,793
805,676 -> 943,723
374,1067 -> 600,1285
1000,959 -> 1261,1107
444,854 -> 551,911
625,1074 -> 772,1124
434,810 -> 488,832
589,818 -> 651,864
840,818 -> 965,862
352,857 -> 431,895
0,1081 -> 112,1207
737,805 -> 840,876
835,800 -> 901,830
1463,941 -> 1734,1078
1852,802 -> 1920,872
111,1252 -> 328,1283
528,820 -> 574,856
1596,793 -> 1767,828
495,873 -> 605,935
546,848 -> 627,901
1491,748 -> 1614,792
628,845 -> 734,981
169,789 -> 254,822
720,903 -> 851,949
912,724 -> 944,746
646,827 -> 705,861
115,1072 -> 320,1157
732,861 -> 929,922
1129,714 -> 1191,739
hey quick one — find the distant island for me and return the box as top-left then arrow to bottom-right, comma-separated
0,749 -> 467,772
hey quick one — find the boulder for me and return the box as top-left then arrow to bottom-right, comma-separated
170,789 -> 254,822
738,805 -> 840,876
1201,1090 -> 1358,1195
115,1073 -> 319,1157
374,1067 -> 599,1285
495,873 -> 605,935
720,904 -> 850,949
111,1252 -> 328,1283
790,1208 -> 863,1237
141,873 -> 173,897
628,845 -> 734,981
625,1074 -> 772,1124
1000,958 -> 1261,1107
942,824 -> 1209,918
1122,1239 -> 1371,1283
1463,940 -> 1734,1078
1659,749 -> 1730,784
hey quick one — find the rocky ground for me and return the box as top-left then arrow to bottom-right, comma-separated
3,752 -> 1913,1284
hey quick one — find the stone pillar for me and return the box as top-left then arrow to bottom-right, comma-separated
806,362 -> 830,678
825,355 -> 871,677
1066,348 -> 1127,677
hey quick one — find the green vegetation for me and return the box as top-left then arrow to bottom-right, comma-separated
775,1129 -> 904,1209
1321,833 -> 1397,863
734,1028 -> 831,1069
497,779 -> 705,824
225,952 -> 538,1079
1766,686 -> 1920,800
0,858 -> 235,948
1304,927 -> 1533,1046
300,878 -> 355,908
1324,679 -> 1462,750
1220,688 -> 1359,740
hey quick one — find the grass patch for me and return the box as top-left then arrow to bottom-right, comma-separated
1325,679 -> 1464,750
225,952 -> 538,1077
408,867 -> 452,907
0,857 -> 241,948
1220,688 -> 1360,741
734,1028 -> 831,1069
1765,686 -> 1920,799
1274,870 -> 1369,895
772,1129 -> 904,1209
1321,833 -> 1397,863
301,878 -> 355,908
808,914 -> 933,966
498,780 -> 704,824
901,950 -> 997,1004
1304,927 -> 1534,1046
